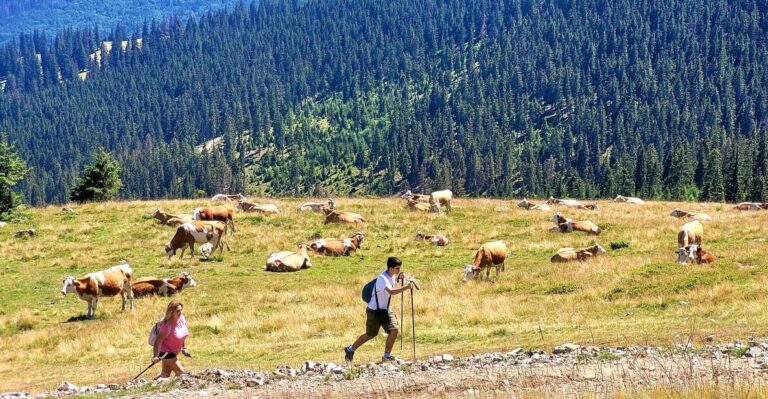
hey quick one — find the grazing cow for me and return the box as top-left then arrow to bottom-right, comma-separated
550,243 -> 606,263
406,198 -> 434,212
463,241 -> 507,282
676,220 -> 704,264
193,206 -> 235,234
414,231 -> 449,246
614,195 -> 645,205
60,263 -> 134,319
212,193 -> 246,203
265,244 -> 312,272
429,190 -> 453,214
697,247 -> 717,264
165,221 -> 228,259
517,198 -> 551,211
132,271 -> 197,297
551,213 -> 601,235
238,201 -> 279,214
298,198 -> 336,212
401,190 -> 432,202
309,232 -> 365,256
734,202 -> 762,211
323,207 -> 367,224
13,229 -> 36,238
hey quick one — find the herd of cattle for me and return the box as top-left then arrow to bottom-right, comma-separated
54,191 -> 764,318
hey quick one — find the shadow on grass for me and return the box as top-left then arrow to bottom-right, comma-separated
64,314 -> 92,323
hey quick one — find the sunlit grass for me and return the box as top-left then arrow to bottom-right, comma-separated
0,197 -> 767,392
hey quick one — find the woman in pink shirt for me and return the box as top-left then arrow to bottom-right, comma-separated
152,300 -> 190,379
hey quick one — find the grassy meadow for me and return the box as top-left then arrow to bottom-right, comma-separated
1,197 -> 768,392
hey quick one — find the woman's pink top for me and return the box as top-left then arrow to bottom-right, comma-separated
158,315 -> 189,354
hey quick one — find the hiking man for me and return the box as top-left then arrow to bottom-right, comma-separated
344,256 -> 414,362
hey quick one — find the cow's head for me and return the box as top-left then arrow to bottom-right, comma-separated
199,243 -> 214,259
192,208 -> 201,220
165,243 -> 176,259
180,271 -> 197,288
352,231 -> 365,247
676,245 -> 698,264
546,196 -> 557,205
430,202 -> 441,213
415,231 -> 425,240
152,208 -> 162,217
593,243 -> 607,255
516,198 -> 529,209
400,190 -> 413,199
462,264 -> 480,282
61,276 -> 77,295
613,195 -> 626,202
327,198 -> 336,209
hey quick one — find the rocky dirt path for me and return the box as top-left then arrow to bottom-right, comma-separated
5,341 -> 768,398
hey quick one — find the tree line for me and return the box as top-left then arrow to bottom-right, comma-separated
0,0 -> 767,205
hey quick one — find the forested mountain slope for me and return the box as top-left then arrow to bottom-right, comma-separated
1,0 -> 767,204
0,0 -> 242,43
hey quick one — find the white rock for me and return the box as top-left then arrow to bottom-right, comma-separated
442,354 -> 454,362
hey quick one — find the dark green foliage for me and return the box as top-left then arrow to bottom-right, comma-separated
0,0 -> 768,204
69,148 -> 123,202
610,241 -> 629,250
0,137 -> 28,220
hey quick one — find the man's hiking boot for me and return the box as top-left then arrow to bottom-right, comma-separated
344,346 -> 355,362
381,354 -> 394,362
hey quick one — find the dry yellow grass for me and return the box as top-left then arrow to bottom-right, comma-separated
0,197 -> 767,392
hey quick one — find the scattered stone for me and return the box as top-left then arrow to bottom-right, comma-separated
553,343 -> 581,354
442,354 -> 454,362
57,381 -> 78,392
750,347 -> 763,358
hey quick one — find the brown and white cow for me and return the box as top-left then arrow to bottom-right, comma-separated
676,220 -> 704,264
734,202 -> 762,211
400,190 -> 432,203
60,262 -> 134,319
669,208 -> 711,221
463,241 -> 507,282
298,198 -> 336,212
193,206 -> 235,234
696,247 -> 717,264
323,207 -> 367,224
614,195 -> 645,205
265,244 -> 312,272
151,209 -> 193,225
550,243 -> 606,263
238,201 -> 279,214
132,271 -> 197,297
415,231 -> 449,246
166,217 -> 194,227
309,232 -> 365,256
406,198 -> 434,212
551,213 -> 601,235
212,193 -> 246,203
429,189 -> 453,214
165,221 -> 228,259
517,198 -> 551,211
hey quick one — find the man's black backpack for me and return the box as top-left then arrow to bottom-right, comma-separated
361,278 -> 377,303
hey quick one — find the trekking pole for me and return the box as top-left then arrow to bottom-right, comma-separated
410,283 -> 418,361
131,359 -> 158,381
399,274 -> 404,351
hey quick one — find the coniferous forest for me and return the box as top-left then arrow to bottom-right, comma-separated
1,0 -> 767,205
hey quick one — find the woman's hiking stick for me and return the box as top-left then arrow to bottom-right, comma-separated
400,276 -> 404,351
131,360 -> 158,381
410,287 -> 416,361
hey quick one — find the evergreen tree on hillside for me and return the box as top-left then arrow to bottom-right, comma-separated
69,148 -> 123,202
0,137 -> 28,221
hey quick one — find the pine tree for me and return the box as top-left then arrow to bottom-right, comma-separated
69,148 -> 123,202
0,138 -> 29,220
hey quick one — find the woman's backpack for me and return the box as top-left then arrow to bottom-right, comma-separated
147,319 -> 163,346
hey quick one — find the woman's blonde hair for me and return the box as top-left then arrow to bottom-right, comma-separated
163,299 -> 183,322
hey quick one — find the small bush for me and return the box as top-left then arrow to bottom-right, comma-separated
610,241 -> 629,250
543,283 -> 579,295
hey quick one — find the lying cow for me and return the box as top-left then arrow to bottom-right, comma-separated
614,195 -> 645,205
734,202 -> 763,211
517,198 -> 551,211
323,207 -> 367,224
309,232 -> 365,256
401,190 -> 432,202
298,198 -> 336,212
669,208 -> 712,221
463,241 -> 507,282
415,231 -> 449,246
697,247 -> 717,264
165,221 -> 228,259
193,206 -> 235,234
551,213 -> 601,235
406,198 -> 434,212
212,193 -> 246,203
550,243 -> 606,263
238,201 -> 279,214
151,209 -> 193,225
429,189 -> 453,214
265,244 -> 312,272
676,220 -> 704,264
61,262 -> 134,319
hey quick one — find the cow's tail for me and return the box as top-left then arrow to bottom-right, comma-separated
229,217 -> 235,235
